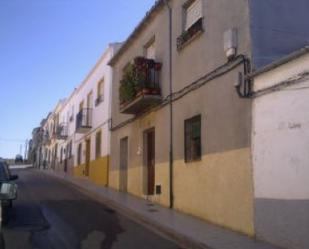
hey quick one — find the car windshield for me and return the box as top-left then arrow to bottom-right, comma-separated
0,162 -> 10,182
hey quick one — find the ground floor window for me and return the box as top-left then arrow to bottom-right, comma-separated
185,114 -> 201,162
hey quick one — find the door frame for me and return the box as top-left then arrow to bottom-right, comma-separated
119,137 -> 128,192
85,138 -> 91,176
143,128 -> 155,196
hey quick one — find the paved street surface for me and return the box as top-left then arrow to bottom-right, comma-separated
3,169 -> 183,249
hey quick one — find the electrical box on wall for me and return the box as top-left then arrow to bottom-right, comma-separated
224,28 -> 238,60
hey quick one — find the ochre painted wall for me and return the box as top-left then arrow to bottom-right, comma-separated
109,169 -> 120,191
74,163 -> 85,177
109,145 -> 254,235
173,148 -> 254,236
88,156 -> 109,186
74,155 -> 109,186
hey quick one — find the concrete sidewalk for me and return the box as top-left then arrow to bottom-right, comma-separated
41,169 -> 283,249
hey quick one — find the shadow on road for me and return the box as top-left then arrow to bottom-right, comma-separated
4,198 -> 124,249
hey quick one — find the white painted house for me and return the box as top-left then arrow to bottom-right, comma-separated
252,47 -> 309,249
64,43 -> 122,185
38,43 -> 122,187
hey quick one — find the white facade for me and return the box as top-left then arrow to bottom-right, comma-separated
71,43 -> 121,166
39,43 -> 122,175
252,50 -> 309,249
253,52 -> 309,200
45,43 -> 122,172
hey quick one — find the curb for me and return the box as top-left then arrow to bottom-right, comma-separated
40,170 -> 211,249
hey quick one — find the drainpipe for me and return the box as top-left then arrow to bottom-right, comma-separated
163,0 -> 174,209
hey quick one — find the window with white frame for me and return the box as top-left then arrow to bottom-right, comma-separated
96,79 -> 104,106
145,38 -> 156,60
184,0 -> 203,31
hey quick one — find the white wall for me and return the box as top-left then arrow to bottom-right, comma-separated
253,54 -> 309,200
252,52 -> 309,249
64,43 -> 121,166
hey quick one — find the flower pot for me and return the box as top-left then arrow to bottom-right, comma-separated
142,88 -> 151,95
151,88 -> 160,95
154,63 -> 162,71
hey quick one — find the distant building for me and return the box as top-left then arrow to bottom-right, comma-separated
39,43 -> 122,186
29,127 -> 44,166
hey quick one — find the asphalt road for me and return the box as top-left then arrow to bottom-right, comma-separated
2,169 -> 183,249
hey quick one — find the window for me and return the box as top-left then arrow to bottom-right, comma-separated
177,0 -> 204,50
96,79 -> 104,106
79,101 -> 84,111
185,115 -> 201,162
184,0 -> 202,31
77,143 -> 82,165
144,38 -> 156,60
87,92 -> 93,109
69,106 -> 74,122
95,131 -> 102,159
66,140 -> 72,159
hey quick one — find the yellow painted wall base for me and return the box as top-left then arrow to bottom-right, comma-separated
109,148 -> 254,236
88,156 -> 109,186
74,164 -> 85,177
74,155 -> 109,186
173,148 -> 254,236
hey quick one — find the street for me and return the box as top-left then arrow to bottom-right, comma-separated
2,169 -> 183,249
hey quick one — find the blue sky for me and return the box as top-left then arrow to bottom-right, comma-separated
0,0 -> 155,158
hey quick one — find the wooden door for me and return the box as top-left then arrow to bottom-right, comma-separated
119,137 -> 128,192
85,139 -> 91,176
145,129 -> 155,195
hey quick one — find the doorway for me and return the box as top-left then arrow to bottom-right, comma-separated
144,128 -> 155,195
85,139 -> 91,176
119,137 -> 128,192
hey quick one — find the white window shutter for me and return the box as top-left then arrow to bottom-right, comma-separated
185,0 -> 202,30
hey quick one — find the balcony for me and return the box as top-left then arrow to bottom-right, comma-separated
56,123 -> 68,140
76,108 -> 92,133
119,57 -> 162,115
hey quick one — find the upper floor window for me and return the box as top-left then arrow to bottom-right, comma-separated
69,106 -> 74,122
79,101 -> 84,111
66,140 -> 72,159
144,38 -> 156,60
184,0 -> 203,30
87,91 -> 93,109
95,79 -> 104,106
177,0 -> 204,50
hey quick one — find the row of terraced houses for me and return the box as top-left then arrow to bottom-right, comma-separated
29,1 -> 309,249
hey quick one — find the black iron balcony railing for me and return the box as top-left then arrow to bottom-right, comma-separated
119,57 -> 162,115
56,123 -> 68,139
76,108 -> 92,133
